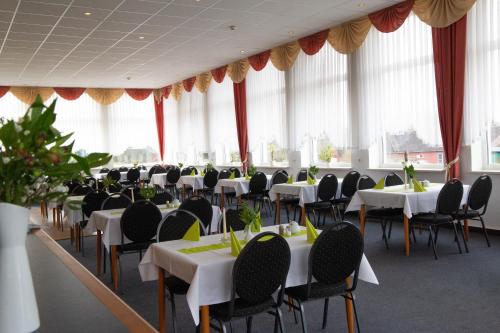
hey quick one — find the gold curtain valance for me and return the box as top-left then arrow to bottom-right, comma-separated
413,0 -> 476,28
10,87 -> 54,104
195,72 -> 212,93
86,88 -> 124,105
328,16 -> 372,54
227,59 -> 250,83
171,82 -> 183,101
270,41 -> 301,71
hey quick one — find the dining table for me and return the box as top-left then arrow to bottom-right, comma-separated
345,183 -> 470,256
150,173 -> 168,188
176,175 -> 205,200
139,225 -> 378,333
214,175 -> 272,209
268,178 -> 343,225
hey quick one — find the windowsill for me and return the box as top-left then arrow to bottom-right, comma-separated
302,166 -> 352,170
253,165 -> 290,169
367,167 -> 445,173
470,169 -> 500,174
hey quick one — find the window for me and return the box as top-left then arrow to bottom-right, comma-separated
465,0 -> 500,170
207,76 -> 239,166
288,45 -> 351,168
246,63 -> 287,166
0,92 -> 29,121
357,13 -> 443,169
164,96 -> 179,164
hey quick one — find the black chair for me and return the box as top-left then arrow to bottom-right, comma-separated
151,187 -> 174,206
305,174 -> 338,226
79,191 -> 108,256
199,169 -> 219,204
411,179 -> 465,259
240,172 -> 271,215
121,186 -> 144,202
156,209 -> 206,333
210,232 -> 291,333
216,169 -> 236,206
116,200 -> 162,290
70,184 -> 93,196
99,167 -> 110,174
222,209 -> 246,232
165,167 -> 181,197
179,195 -> 213,234
272,169 -> 288,178
125,168 -> 140,184
83,176 -> 97,188
137,165 -> 147,171
385,172 -> 404,186
219,169 -> 231,179
332,171 -> 360,219
119,166 -> 128,172
65,179 -> 82,194
183,166 -> 198,175
107,182 -> 122,193
229,167 -> 241,178
101,193 -> 132,210
285,222 -> 363,333
271,171 -> 300,224
297,170 -> 309,182
107,169 -> 121,183
454,174 -> 492,248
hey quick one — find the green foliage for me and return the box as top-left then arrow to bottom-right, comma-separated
318,144 -> 334,163
247,164 -> 257,177
205,162 -> 214,171
0,96 -> 111,207
239,202 -> 259,227
308,165 -> 319,176
139,186 -> 156,200
102,176 -> 116,190
178,162 -> 183,169
403,164 -> 416,178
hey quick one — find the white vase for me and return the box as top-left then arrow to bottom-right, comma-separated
0,203 -> 40,333
244,225 -> 254,242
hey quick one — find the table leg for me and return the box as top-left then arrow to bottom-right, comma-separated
182,184 -> 186,201
300,206 -> 306,226
220,187 -> 225,210
359,204 -> 366,236
200,305 -> 210,333
158,268 -> 166,333
464,219 -> 469,241
111,245 -> 119,291
345,277 -> 354,333
75,224 -> 80,251
96,230 -> 102,275
403,214 -> 410,256
275,193 -> 281,225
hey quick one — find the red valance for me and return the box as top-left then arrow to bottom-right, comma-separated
369,0 -> 414,33
211,66 -> 227,83
248,50 -> 271,71
298,30 -> 329,55
0,86 -> 10,98
182,77 -> 196,92
162,86 -> 171,99
53,87 -> 85,100
125,88 -> 152,101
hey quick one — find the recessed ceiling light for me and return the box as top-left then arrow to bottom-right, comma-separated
240,49 -> 246,54
138,36 -> 145,39
229,25 -> 237,31
84,12 -> 92,16
288,31 -> 295,37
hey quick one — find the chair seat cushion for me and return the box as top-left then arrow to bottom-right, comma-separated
165,276 -> 190,295
332,197 -> 350,205
366,208 -> 403,217
411,213 -> 454,224
305,201 -> 332,209
454,209 -> 480,219
210,297 -> 276,321
286,281 -> 347,301
117,240 -> 154,253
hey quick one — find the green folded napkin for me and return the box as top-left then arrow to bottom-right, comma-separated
200,170 -> 205,177
251,212 -> 262,232
374,177 -> 385,190
307,175 -> 316,185
230,228 -> 242,257
287,176 -> 293,184
190,169 -> 196,176
413,179 -> 426,192
306,218 -> 319,244
178,242 -> 230,254
182,220 -> 201,241
229,171 -> 236,179
245,173 -> 251,180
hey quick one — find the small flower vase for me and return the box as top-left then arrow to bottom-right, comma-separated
244,225 -> 254,242
409,177 -> 414,189
404,171 -> 408,189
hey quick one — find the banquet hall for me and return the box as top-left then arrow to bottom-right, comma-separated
1,0 -> 499,333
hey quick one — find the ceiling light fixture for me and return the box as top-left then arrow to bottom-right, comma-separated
240,50 -> 246,54
229,25 -> 237,31
138,36 -> 145,39
84,12 -> 92,16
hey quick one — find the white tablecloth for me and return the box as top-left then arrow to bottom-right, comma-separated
87,205 -> 222,250
214,176 -> 272,197
139,225 -> 378,325
62,195 -> 85,226
345,183 -> 470,219
269,178 -> 343,207
176,175 -> 204,190
151,173 -> 168,187
94,170 -> 149,181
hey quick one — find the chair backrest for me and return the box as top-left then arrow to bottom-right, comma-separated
137,165 -> 147,170
101,193 -> 132,210
218,169 -> 231,180
127,168 -> 140,182
297,169 -> 308,182
148,165 -> 159,179
436,179 -> 463,215
99,167 -> 110,174
120,200 -> 162,243
107,169 -> 121,182
83,176 -> 97,187
385,172 -> 403,186
231,232 -> 290,310
65,180 -> 82,194
121,186 -> 144,201
166,167 -> 181,184
107,182 -> 122,193
71,184 -> 93,196
82,191 -> 109,218
309,222 -> 363,292
156,209 -> 206,242
317,174 -> 338,201
203,169 -> 219,188
179,195 -> 213,231
341,171 -> 360,198
272,169 -> 288,178
151,189 -> 174,206
357,175 -> 376,190
467,174 -> 492,212
119,166 -> 128,172
229,167 -> 241,178
271,171 -> 288,186
223,209 -> 246,232
249,172 -> 267,194
181,167 -> 192,176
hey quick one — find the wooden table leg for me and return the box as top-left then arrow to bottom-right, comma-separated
111,245 -> 119,291
359,204 -> 366,236
75,224 -> 80,251
345,277 -> 354,333
464,219 -> 469,241
96,230 -> 102,275
300,206 -> 306,226
200,305 -> 210,333
158,268 -> 166,333
275,193 -> 281,225
403,214 -> 410,256
220,187 -> 225,210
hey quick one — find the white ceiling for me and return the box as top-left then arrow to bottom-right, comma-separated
0,0 -> 400,88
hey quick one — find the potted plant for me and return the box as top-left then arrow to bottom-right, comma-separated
139,185 -> 156,201
307,165 -> 319,184
102,176 -> 117,192
239,203 -> 260,241
0,96 -> 111,333
403,164 -> 416,189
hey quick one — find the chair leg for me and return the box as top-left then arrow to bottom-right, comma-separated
218,320 -> 227,333
479,216 -> 491,247
456,221 -> 469,253
170,292 -> 178,333
246,316 -> 253,333
388,220 -> 393,239
276,307 -> 285,333
351,293 -> 361,333
381,220 -> 389,249
103,245 -> 106,274
322,298 -> 329,329
297,300 -> 308,333
451,222 -> 463,254
428,226 -> 438,260
81,227 -> 85,257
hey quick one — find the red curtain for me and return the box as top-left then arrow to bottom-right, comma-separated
211,66 -> 227,83
154,98 -> 165,161
369,0 -> 414,33
162,85 -> 172,99
125,88 -> 152,101
0,86 -> 9,98
233,80 -> 249,172
298,30 -> 329,55
53,87 -> 86,100
432,15 -> 467,179
183,77 -> 196,92
248,50 -> 271,71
